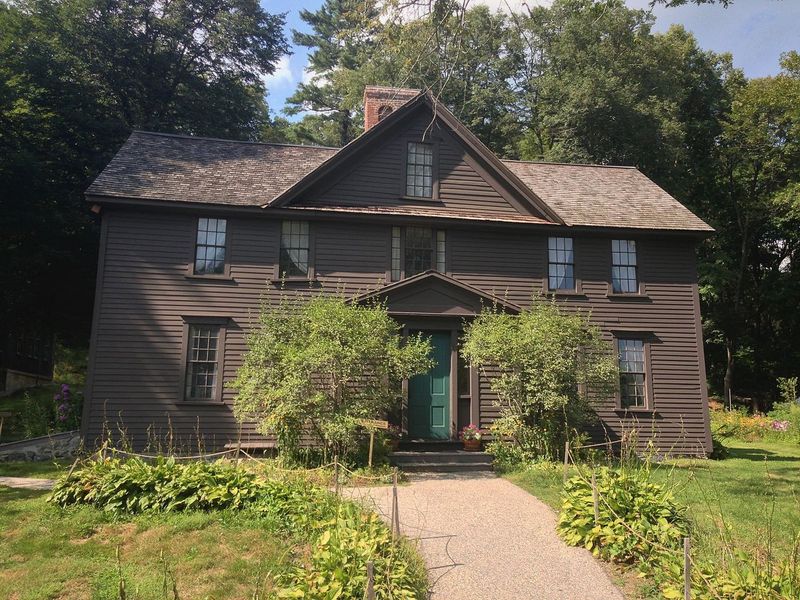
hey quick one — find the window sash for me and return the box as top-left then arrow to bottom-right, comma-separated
279,220 -> 310,277
391,227 -> 446,280
548,237 -> 575,290
612,240 -> 638,293
195,218 -> 227,275
617,338 -> 646,408
185,325 -> 220,400
406,142 -> 433,198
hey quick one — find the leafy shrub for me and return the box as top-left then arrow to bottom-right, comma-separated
557,466 -> 688,564
461,300 -> 617,461
557,464 -> 800,599
276,503 -> 426,599
49,458 -> 429,598
48,458 -> 266,513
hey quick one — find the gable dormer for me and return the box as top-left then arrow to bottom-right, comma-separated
269,89 -> 562,224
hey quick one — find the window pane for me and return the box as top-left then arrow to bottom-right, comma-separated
406,142 -> 433,198
612,240 -> 638,293
548,237 -> 575,290
391,226 -> 401,281
436,230 -> 446,272
279,220 -> 310,277
404,227 -> 433,277
617,338 -> 646,408
186,325 -> 220,400
194,218 -> 227,275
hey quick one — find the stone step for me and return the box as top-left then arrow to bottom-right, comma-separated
390,451 -> 492,465
395,461 -> 494,473
397,440 -> 462,452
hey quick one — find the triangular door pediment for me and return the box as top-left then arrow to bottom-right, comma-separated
355,271 -> 520,317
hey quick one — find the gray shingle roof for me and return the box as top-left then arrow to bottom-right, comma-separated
87,131 -> 338,206
502,161 -> 712,232
88,130 -> 712,232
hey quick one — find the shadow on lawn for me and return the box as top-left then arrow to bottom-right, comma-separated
726,446 -> 800,462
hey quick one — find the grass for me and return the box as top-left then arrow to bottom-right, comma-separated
505,438 -> 800,565
0,459 -> 72,479
0,485 -> 298,599
0,344 -> 87,444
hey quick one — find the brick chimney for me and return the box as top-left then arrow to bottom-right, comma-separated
363,86 -> 421,131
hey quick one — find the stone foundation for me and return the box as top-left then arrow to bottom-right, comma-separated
0,431 -> 81,462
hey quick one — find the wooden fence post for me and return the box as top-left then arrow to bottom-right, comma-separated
562,440 -> 570,484
365,560 -> 375,600
684,536 -> 691,600
391,469 -> 400,539
592,471 -> 600,524
334,455 -> 340,497
368,431 -> 375,468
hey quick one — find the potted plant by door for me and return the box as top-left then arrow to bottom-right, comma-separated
460,424 -> 483,451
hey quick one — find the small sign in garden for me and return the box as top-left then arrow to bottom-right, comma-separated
357,419 -> 390,467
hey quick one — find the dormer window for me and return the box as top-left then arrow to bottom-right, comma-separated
406,142 -> 433,198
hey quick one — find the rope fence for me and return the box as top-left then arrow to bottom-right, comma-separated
70,442 -> 411,597
563,444 -> 723,600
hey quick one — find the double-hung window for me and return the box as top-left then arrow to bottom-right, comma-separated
406,142 -> 434,198
612,240 -> 638,293
391,227 -> 446,281
548,237 -> 575,290
617,338 -> 647,409
194,218 -> 227,275
183,321 -> 225,401
279,221 -> 311,277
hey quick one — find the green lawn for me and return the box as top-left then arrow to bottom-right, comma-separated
0,460 -> 72,479
505,439 -> 800,563
0,485 -> 297,599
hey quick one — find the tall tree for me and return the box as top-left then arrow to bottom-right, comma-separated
0,0 -> 287,343
703,52 -> 800,406
286,0 -> 381,147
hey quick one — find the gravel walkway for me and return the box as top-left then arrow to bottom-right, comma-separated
350,473 -> 623,600
0,476 -> 55,490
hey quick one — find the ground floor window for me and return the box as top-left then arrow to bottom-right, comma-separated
617,338 -> 647,408
182,318 -> 227,401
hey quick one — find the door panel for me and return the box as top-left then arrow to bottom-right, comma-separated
408,331 -> 451,439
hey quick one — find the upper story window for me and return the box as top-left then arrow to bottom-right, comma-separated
194,218 -> 227,275
612,240 -> 638,293
548,237 -> 574,290
406,142 -> 434,198
279,220 -> 310,277
391,226 -> 446,281
185,323 -> 222,401
617,338 -> 647,409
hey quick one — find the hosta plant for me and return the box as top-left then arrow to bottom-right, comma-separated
557,466 -> 688,564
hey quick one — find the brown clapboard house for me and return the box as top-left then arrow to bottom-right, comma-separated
82,87 -> 714,456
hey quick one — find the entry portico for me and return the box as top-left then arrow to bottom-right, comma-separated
356,270 -> 520,440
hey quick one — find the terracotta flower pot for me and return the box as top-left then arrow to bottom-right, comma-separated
463,438 -> 481,451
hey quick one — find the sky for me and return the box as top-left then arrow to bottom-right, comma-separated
261,0 -> 800,118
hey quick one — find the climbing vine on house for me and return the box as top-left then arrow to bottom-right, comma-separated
231,294 -> 432,458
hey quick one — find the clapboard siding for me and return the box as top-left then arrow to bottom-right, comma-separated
296,110 -> 523,216
85,207 -> 710,455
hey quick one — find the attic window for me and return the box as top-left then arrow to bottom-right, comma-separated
406,142 -> 433,198
377,105 -> 393,121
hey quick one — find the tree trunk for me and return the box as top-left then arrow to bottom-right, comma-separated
724,339 -> 734,409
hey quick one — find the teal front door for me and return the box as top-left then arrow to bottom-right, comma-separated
408,331 -> 451,439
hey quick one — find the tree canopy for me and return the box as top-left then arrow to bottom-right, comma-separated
0,0 -> 287,341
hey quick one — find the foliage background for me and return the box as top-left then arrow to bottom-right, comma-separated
2,0 -> 798,407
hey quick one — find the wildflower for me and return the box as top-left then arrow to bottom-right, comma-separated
771,420 -> 790,432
